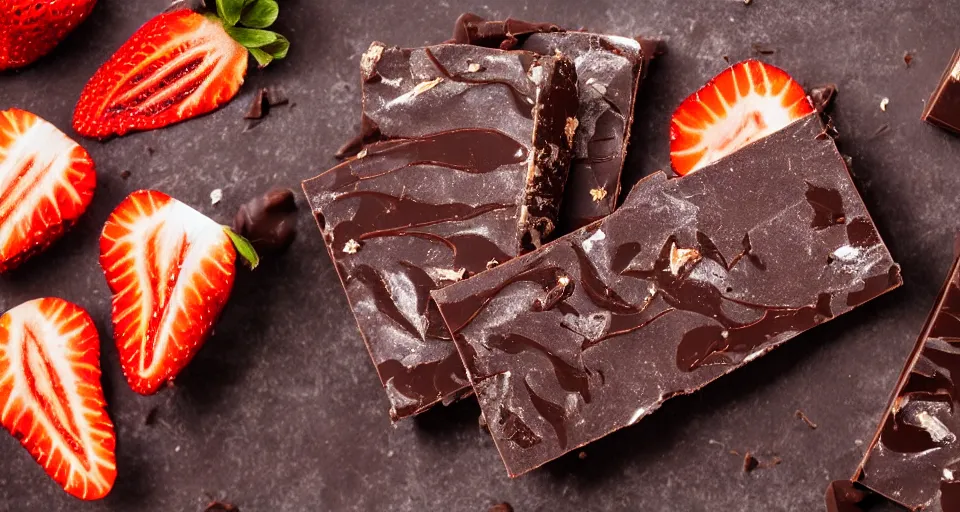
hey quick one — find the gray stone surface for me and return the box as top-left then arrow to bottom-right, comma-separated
0,0 -> 957,510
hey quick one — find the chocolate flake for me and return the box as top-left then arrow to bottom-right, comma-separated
796,409 -> 818,429
489,503 -> 514,512
204,502 -> 239,512
809,84 -> 838,114
743,452 -> 760,472
751,43 -> 776,55
869,124 -> 890,139
904,51 -> 913,68
120,170 -> 132,180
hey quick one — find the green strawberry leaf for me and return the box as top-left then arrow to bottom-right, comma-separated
225,27 -> 279,48
223,227 -> 260,270
248,47 -> 274,68
240,0 -> 279,29
263,34 -> 290,60
216,0 -> 244,26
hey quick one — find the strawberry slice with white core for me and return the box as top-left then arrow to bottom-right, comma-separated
100,190 -> 246,395
669,59 -> 815,176
0,108 -> 96,272
0,298 -> 117,500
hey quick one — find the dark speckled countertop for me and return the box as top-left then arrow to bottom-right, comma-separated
1,1 -> 958,510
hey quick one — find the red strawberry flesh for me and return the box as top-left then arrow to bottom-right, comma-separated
100,190 -> 237,394
669,59 -> 815,176
0,0 -> 97,71
0,297 -> 116,500
72,9 -> 248,138
0,108 -> 96,273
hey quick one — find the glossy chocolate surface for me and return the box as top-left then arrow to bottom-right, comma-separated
233,188 -> 299,255
432,114 -> 901,476
449,14 -> 650,231
922,49 -> 960,134
302,43 -> 578,420
856,251 -> 960,511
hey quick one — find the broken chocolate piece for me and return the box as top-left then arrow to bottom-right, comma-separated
449,13 -> 560,50
449,14 -> 657,231
233,188 -> 298,255
431,114 -> 900,476
921,49 -> 960,134
743,453 -> 759,473
825,480 -> 875,512
245,87 -> 290,120
302,43 -> 579,420
855,248 -> 960,511
795,409 -> 818,429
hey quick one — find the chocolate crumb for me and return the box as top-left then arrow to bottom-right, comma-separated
120,170 -> 132,180
146,146 -> 155,156
796,409 -> 818,429
751,43 -> 776,55
204,502 -> 239,512
233,188 -> 299,255
903,51 -> 913,68
245,87 -> 291,120
722,55 -> 730,64
144,406 -> 159,426
743,453 -> 759,473
578,451 -> 587,460
489,503 -> 514,512
870,124 -> 890,139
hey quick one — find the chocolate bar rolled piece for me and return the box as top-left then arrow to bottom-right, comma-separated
855,250 -> 960,511
303,43 -> 579,420
921,49 -> 960,134
432,114 -> 901,476
520,32 -> 645,231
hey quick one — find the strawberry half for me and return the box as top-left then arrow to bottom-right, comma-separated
0,0 -> 97,71
73,0 -> 289,138
100,190 -> 257,394
669,59 -> 814,176
0,108 -> 96,273
0,297 -> 116,500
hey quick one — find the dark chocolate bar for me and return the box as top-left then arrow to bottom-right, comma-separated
450,14 -> 653,231
855,248 -> 960,511
922,49 -> 960,134
432,114 -> 901,476
302,43 -> 579,420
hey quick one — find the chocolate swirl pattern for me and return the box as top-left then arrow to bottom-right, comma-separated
302,44 -> 578,420
857,252 -> 960,511
432,114 -> 901,476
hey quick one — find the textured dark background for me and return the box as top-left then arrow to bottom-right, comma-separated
1,0 -> 958,510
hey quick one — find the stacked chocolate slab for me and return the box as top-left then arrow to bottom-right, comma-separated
304,19 -> 652,421
302,15 -> 900,476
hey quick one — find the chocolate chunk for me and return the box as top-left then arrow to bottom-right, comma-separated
449,13 -> 560,50
245,87 -> 290,120
431,114 -> 900,476
855,249 -> 960,511
519,31 -> 648,231
921,49 -> 960,134
302,43 -> 579,420
743,453 -> 759,473
233,188 -> 298,255
809,84 -> 838,114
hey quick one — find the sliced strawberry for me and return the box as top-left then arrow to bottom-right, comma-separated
669,59 -> 815,176
0,0 -> 97,71
0,108 -> 96,273
73,1 -> 290,139
99,190 -> 239,394
0,297 -> 116,500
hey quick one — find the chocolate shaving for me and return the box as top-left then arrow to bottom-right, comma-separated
245,87 -> 290,120
903,51 -> 913,68
489,504 -> 514,512
751,43 -> 776,55
796,409 -> 818,429
120,170 -> 132,180
869,124 -> 890,139
743,452 -> 760,472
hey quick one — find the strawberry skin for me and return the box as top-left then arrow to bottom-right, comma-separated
73,9 -> 248,138
670,59 -> 814,176
0,0 -> 97,71
0,297 -> 117,500
0,108 -> 97,273
100,190 -> 237,394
